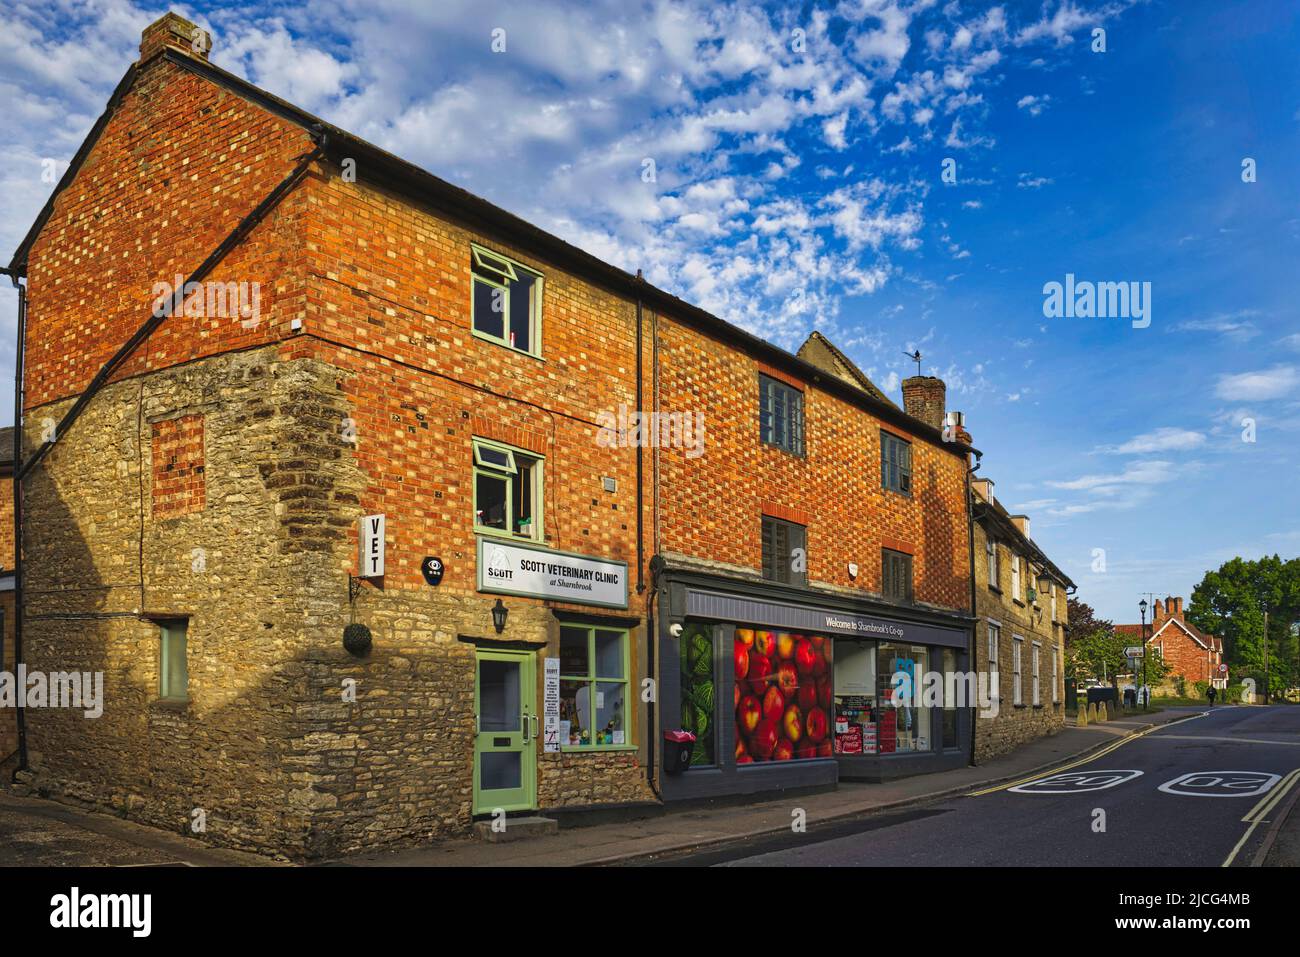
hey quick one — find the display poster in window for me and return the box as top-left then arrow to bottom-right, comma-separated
735,629 -> 833,763
543,658 -> 560,753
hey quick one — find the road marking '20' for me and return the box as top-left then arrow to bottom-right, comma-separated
1008,770 -> 1144,794
1157,771 -> 1281,798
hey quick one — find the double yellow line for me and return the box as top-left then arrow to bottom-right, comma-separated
1222,767 -> 1300,867
965,715 -> 1202,797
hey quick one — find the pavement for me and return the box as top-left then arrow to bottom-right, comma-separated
8,704 -> 1295,867
0,792 -> 278,867
334,706 -> 1205,866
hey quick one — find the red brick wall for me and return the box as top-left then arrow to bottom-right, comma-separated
22,56 -> 315,413
1153,621 -> 1215,684
151,414 -> 205,518
653,318 -> 971,612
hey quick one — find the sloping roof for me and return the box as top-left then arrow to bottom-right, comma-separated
797,331 -> 899,407
1116,616 -> 1218,651
8,46 -> 979,463
973,495 -> 1074,589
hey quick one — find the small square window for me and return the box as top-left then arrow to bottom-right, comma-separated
473,438 -> 541,540
470,244 -> 542,356
882,548 -> 913,603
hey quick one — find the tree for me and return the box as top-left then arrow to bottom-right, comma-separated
1064,597 -> 1112,654
1188,555 -> 1300,697
1067,626 -> 1126,684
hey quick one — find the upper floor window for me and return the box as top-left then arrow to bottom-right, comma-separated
881,431 -> 912,495
759,375 -> 804,455
882,548 -> 913,603
761,516 -> 807,586
985,538 -> 1000,590
473,437 -> 542,540
471,244 -> 543,356
1050,583 -> 1057,622
1012,636 -> 1024,706
1011,555 -> 1022,602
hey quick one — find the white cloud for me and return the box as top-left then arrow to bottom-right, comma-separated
1213,366 -> 1300,402
1101,427 -> 1207,455
1016,93 -> 1051,116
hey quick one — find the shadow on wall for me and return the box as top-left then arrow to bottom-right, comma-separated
918,460 -> 968,612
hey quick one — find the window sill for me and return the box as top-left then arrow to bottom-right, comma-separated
760,440 -> 805,458
1012,599 -> 1026,608
558,744 -> 638,754
152,698 -> 190,711
475,527 -> 544,545
987,585 -> 1002,595
470,328 -> 544,361
882,487 -> 913,500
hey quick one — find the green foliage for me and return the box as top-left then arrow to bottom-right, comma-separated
1188,555 -> 1300,695
679,625 -> 716,765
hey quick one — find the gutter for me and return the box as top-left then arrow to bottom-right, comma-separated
967,450 -> 981,767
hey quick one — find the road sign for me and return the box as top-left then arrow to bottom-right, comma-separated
1124,646 -> 1144,658
1218,663 -> 1228,675
1008,770 -> 1145,794
1156,771 -> 1280,798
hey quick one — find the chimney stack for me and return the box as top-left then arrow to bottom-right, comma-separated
1152,600 -> 1165,624
141,11 -> 210,62
902,375 -> 946,431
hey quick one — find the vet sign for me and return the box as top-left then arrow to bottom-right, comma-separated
360,514 -> 385,578
477,537 -> 629,609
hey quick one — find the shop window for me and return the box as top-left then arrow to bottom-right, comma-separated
679,623 -> 716,766
735,629 -> 831,763
758,375 -> 804,455
832,638 -> 876,755
941,647 -> 959,750
159,620 -> 189,702
877,643 -> 930,753
1032,642 -> 1041,706
473,437 -> 541,540
1012,636 -> 1024,706
761,516 -> 807,587
882,548 -> 913,603
558,624 -> 629,749
470,243 -> 543,355
881,431 -> 912,495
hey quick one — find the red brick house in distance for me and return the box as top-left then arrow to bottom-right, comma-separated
1117,596 -> 1225,693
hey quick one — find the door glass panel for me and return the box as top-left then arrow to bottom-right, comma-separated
479,659 -> 520,732
480,751 -> 521,790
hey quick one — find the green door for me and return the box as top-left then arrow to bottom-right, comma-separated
473,649 -> 537,815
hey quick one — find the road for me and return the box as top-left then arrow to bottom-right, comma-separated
652,706 -> 1300,867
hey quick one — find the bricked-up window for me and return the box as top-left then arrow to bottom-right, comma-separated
882,548 -> 913,603
151,414 -> 205,518
761,516 -> 806,586
470,244 -> 543,356
1012,636 -> 1024,706
987,622 -> 1001,701
473,438 -> 541,540
986,538 -> 1000,590
159,620 -> 189,702
880,431 -> 912,495
758,375 -> 804,455
558,623 -> 629,749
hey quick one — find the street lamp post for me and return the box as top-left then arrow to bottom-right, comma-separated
1139,598 -> 1149,711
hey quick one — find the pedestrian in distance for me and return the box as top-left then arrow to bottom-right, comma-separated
1207,685 -> 1217,707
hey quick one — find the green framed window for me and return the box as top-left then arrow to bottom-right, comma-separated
558,623 -> 630,750
472,437 -> 542,540
470,243 -> 543,356
881,430 -> 912,494
159,620 -> 189,702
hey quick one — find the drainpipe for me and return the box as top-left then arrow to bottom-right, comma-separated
634,278 -> 660,797
1,265 -> 27,778
966,450 -> 982,767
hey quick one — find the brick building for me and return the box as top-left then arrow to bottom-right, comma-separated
6,13 -> 981,856
970,477 -> 1073,761
1117,597 -> 1224,693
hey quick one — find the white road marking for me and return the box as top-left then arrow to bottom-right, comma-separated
1007,770 -> 1144,794
1157,771 -> 1281,797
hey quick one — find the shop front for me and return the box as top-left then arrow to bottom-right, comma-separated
659,568 -> 974,801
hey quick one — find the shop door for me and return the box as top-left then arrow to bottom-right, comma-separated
473,649 -> 537,816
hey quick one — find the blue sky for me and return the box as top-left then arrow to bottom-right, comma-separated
2,0 -> 1298,621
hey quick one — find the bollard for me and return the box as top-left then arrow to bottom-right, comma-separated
1098,701 -> 1108,722
1078,703 -> 1089,726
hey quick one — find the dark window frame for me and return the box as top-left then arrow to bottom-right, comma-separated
880,430 -> 913,495
758,374 -> 805,456
761,515 -> 807,587
881,548 -> 914,603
